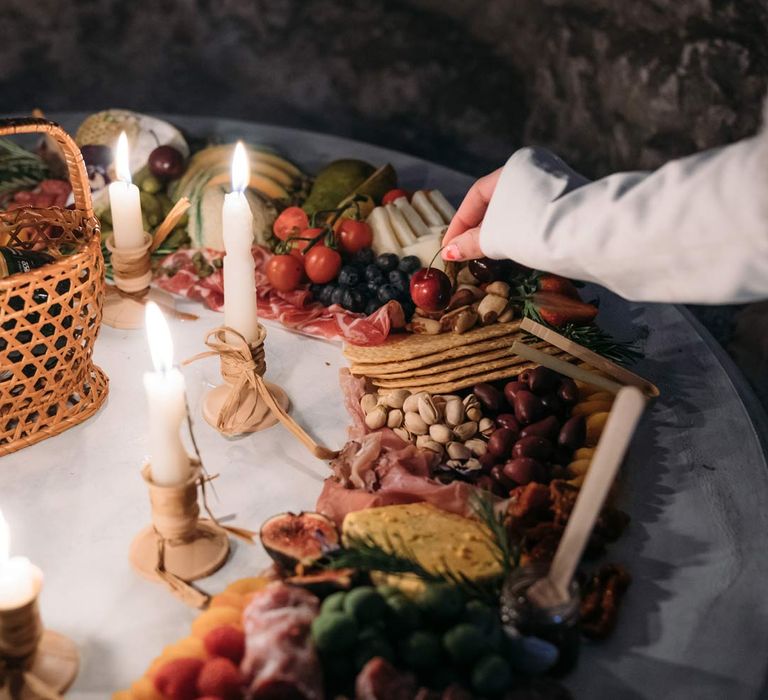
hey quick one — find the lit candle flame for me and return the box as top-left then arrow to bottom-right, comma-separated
231,141 -> 250,194
0,510 -> 9,564
145,302 -> 174,374
115,131 -> 132,184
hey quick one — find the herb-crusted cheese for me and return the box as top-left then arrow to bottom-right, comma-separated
342,503 -> 503,582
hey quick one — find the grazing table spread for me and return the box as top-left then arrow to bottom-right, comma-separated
1,113 -> 768,700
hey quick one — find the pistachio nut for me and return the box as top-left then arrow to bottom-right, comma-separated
464,457 -> 483,471
365,405 -> 388,430
464,438 -> 488,457
404,411 -> 429,435
387,408 -> 404,429
463,394 -> 482,422
444,398 -> 465,427
418,395 -> 441,425
453,421 -> 478,442
416,435 -> 444,455
393,427 -> 413,443
403,391 -> 429,414
447,441 -> 471,460
429,423 -> 454,444
382,389 -> 410,410
478,417 -> 495,438
360,393 -> 379,415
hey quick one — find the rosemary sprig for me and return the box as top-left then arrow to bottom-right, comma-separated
469,492 -> 520,579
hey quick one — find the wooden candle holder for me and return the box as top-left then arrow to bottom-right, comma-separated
129,464 -> 229,585
0,584 -> 79,696
103,233 -> 180,330
201,326 -> 290,436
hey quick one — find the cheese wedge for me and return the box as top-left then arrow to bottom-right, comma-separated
342,502 -> 502,582
402,233 -> 445,270
368,206 -> 401,255
394,199 -> 432,238
412,190 -> 444,227
428,190 -> 456,224
385,204 -> 418,246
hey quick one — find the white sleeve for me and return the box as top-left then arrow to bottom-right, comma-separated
479,133 -> 768,304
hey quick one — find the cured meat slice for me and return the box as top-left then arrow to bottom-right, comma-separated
241,582 -> 324,700
355,657 -> 417,700
156,245 -> 403,345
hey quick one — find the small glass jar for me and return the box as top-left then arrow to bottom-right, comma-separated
500,563 -> 581,677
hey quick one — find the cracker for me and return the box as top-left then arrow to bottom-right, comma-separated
343,321 -> 522,364
365,340 -> 551,380
370,346 -> 568,389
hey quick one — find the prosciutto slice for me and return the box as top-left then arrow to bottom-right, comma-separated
156,245 -> 404,345
241,582 -> 324,700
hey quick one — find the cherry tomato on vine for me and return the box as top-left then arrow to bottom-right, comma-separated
273,207 -> 310,241
288,227 -> 325,259
266,254 -> 304,292
337,219 -> 373,254
304,245 -> 342,284
382,188 -> 410,205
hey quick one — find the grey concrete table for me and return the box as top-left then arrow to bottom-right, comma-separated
1,114 -> 767,699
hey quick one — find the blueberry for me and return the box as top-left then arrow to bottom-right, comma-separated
342,289 -> 364,313
377,284 -> 400,304
364,299 -> 380,316
310,283 -> 324,298
355,282 -> 370,299
318,285 -> 334,306
354,248 -> 375,266
365,264 -> 384,285
330,287 -> 346,306
367,279 -> 381,296
399,255 -> 422,274
338,265 -> 360,288
388,269 -> 409,291
376,253 -> 399,272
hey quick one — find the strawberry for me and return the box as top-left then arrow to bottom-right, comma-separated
203,626 -> 246,665
154,657 -> 204,700
196,657 -> 243,700
532,291 -> 598,327
537,274 -> 580,299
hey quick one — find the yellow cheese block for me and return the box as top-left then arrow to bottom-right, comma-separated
342,503 -> 502,583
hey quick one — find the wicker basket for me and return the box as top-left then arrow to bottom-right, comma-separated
0,117 -> 108,456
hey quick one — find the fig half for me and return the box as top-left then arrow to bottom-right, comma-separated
260,511 -> 340,572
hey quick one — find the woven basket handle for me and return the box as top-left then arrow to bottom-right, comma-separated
0,117 -> 93,218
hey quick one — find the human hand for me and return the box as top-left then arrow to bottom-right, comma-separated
441,167 -> 502,261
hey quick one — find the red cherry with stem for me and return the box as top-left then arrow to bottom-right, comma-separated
409,248 -> 451,312
148,145 -> 185,180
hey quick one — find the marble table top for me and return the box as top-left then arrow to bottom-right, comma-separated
1,113 -> 767,699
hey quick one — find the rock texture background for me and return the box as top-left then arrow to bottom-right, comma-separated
1,0 -> 766,401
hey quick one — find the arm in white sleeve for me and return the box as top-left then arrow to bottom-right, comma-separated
479,128 -> 768,304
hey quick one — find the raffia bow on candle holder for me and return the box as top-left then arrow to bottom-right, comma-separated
0,588 -> 79,699
129,460 -> 256,609
102,200 -> 197,329
187,325 -> 338,459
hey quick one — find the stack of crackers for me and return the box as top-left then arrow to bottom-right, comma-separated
344,321 -> 572,394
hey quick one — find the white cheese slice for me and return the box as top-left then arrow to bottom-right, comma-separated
393,198 -> 432,238
411,190 -> 444,227
402,233 -> 445,271
427,190 -> 456,224
385,204 -> 418,247
368,206 -> 401,255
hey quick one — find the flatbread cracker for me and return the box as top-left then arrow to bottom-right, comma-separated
349,332 -> 530,375
344,321 -> 522,364
371,346 -> 568,389
365,340 -> 552,380
393,355 -> 575,394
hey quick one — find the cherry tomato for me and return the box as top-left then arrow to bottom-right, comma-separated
337,219 -> 373,254
382,188 -> 410,205
266,254 -> 304,292
288,227 -> 325,259
304,245 -> 342,284
273,206 -> 310,241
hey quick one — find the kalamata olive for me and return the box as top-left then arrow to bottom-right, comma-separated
473,382 -> 503,413
475,475 -> 495,493
558,415 -> 586,450
478,452 -> 496,472
495,413 -> 521,434
541,393 -> 565,417
558,377 -> 579,405
503,380 -> 524,405
490,465 -> 514,490
526,366 -> 559,395
487,428 -> 517,460
513,390 -> 545,425
520,415 -> 560,440
502,457 -> 544,486
512,435 -> 553,461
468,257 -> 505,283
